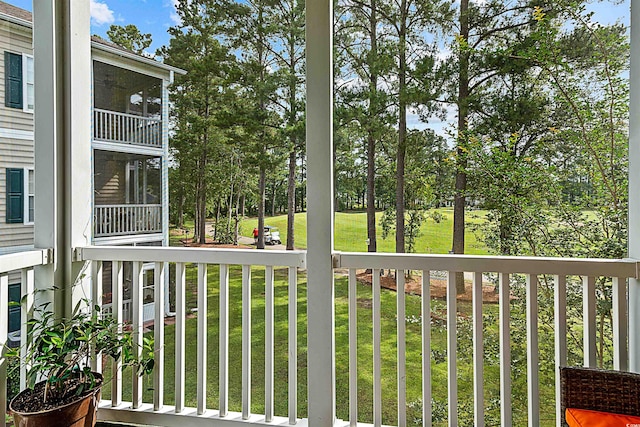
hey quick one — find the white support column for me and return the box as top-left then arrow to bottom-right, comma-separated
629,0 -> 640,373
162,73 -> 172,318
33,1 -> 62,312
306,0 -> 335,425
33,1 -> 92,316
65,0 -> 92,313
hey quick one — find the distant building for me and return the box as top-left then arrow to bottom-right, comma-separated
0,1 -> 184,342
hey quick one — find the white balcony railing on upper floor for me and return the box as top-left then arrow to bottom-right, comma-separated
94,204 -> 162,238
94,108 -> 162,148
1,246 -> 638,427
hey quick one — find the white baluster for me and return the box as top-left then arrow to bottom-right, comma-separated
175,262 -> 186,413
526,274 -> 539,427
423,271 -> 432,427
447,271 -> 457,427
472,272 -> 483,427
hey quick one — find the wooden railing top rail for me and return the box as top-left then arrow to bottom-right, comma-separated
334,251 -> 640,278
74,246 -> 639,277
94,204 -> 162,208
0,249 -> 52,274
75,246 -> 307,268
93,108 -> 161,123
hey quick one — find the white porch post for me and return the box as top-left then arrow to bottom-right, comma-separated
33,1 -> 92,316
630,0 -> 640,372
306,0 -> 336,425
163,72 -> 172,315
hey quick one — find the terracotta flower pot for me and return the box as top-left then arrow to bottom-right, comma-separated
10,377 -> 102,427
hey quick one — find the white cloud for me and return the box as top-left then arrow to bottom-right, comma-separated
167,0 -> 182,26
90,0 -> 115,26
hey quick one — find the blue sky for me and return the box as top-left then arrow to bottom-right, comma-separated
6,0 -> 630,57
8,0 -> 180,55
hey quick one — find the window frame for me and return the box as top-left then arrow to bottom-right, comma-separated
22,53 -> 34,114
23,167 -> 34,225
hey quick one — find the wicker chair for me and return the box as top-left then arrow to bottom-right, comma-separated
560,366 -> 640,426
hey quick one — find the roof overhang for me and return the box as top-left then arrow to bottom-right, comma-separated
0,11 -> 186,77
0,11 -> 31,29
91,40 -> 186,76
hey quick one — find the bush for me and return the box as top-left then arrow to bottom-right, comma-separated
7,356 -> 20,404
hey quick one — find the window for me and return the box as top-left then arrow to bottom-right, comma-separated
23,54 -> 34,113
5,168 -> 33,225
6,168 -> 23,223
24,168 -> 34,224
8,283 -> 20,334
4,52 -> 34,113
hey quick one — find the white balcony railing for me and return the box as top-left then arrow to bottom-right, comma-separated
93,108 -> 162,148
102,299 -> 132,323
94,204 -> 162,237
103,299 -> 155,324
334,252 -> 636,427
1,247 -> 638,427
0,249 -> 52,424
76,246 -> 306,427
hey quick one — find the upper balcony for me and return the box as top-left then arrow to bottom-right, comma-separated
93,151 -> 163,240
92,60 -> 164,153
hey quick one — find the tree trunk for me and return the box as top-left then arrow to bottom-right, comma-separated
300,156 -> 306,212
287,147 -> 296,250
176,186 -> 184,228
215,202 -> 221,242
367,127 -> 377,252
227,179 -> 234,237
453,0 -> 469,294
395,0 -> 407,254
234,192 -> 241,245
257,166 -> 267,249
499,214 -> 514,256
271,180 -> 277,217
195,145 -> 207,244
367,0 -> 377,256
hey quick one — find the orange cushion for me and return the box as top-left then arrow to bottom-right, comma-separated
566,408 -> 640,427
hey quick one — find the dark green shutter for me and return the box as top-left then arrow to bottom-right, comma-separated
6,168 -> 23,223
4,52 -> 22,109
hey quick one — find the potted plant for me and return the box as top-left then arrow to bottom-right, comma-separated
6,297 -> 154,427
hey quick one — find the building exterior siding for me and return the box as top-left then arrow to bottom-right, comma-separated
0,19 -> 33,131
0,17 -> 33,251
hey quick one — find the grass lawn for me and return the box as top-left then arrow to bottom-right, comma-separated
232,208 -> 490,255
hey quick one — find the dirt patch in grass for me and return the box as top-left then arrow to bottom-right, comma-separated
354,270 -> 500,304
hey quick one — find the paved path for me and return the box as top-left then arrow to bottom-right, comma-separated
237,235 -> 287,250
205,223 -> 288,250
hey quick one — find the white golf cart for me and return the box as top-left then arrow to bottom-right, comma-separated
264,226 -> 281,245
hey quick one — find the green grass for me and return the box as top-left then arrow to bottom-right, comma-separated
235,209 -> 489,254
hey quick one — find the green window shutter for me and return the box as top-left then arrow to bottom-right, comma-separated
4,52 -> 22,109
6,168 -> 23,223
